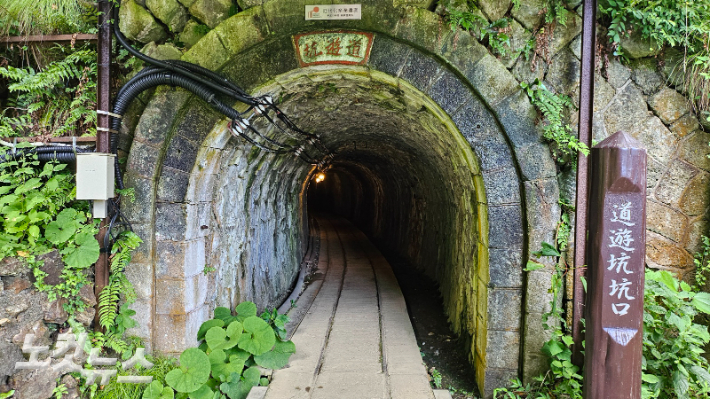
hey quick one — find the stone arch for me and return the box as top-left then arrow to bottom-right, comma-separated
120,2 -> 561,395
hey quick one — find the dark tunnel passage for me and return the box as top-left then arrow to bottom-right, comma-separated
249,68 -> 491,363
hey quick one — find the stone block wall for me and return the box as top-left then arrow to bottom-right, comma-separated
114,0 -> 710,396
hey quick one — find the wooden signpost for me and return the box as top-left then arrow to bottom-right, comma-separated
584,131 -> 647,398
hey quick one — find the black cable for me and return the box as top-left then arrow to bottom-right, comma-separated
112,7 -> 256,107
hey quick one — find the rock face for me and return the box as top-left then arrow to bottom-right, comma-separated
146,0 -> 189,32
649,87 -> 691,124
179,19 -> 208,48
619,30 -> 661,59
189,0 -> 233,28
119,0 -> 167,43
141,42 -> 184,60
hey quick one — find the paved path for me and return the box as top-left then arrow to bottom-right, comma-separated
262,216 -> 449,399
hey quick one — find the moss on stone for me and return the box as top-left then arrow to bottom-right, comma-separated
213,7 -> 269,55
181,29 -> 229,70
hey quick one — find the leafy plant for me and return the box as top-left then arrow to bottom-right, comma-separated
0,0 -> 97,35
143,302 -> 296,399
53,383 -> 68,399
694,235 -> 710,291
497,241 -> 581,399
521,79 -> 589,165
643,270 -> 710,398
0,45 -> 97,138
431,368 -> 443,389
89,355 -> 179,399
599,0 -> 710,113
0,146 -> 102,314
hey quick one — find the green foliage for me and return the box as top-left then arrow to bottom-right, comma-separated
166,349 -> 212,393
0,0 -> 97,35
521,79 -> 590,165
90,355 -> 179,399
496,263 -> 710,398
601,0 -> 709,55
544,0 -> 569,26
693,235 -> 710,291
99,231 -> 142,331
0,45 -> 97,138
0,147 -> 102,314
442,2 -> 515,58
431,368 -> 443,389
643,270 -> 710,398
149,302 -> 296,399
53,384 -> 68,399
600,0 -> 710,113
556,213 -> 572,252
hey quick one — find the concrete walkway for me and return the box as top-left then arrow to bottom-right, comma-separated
260,216 -> 450,399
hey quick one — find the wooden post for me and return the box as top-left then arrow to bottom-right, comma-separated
584,131 -> 646,399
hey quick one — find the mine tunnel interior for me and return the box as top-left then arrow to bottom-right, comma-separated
237,70 -> 488,376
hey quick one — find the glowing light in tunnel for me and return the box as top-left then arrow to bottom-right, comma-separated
315,172 -> 326,183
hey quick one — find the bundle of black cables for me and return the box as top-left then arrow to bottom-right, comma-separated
109,4 -> 333,193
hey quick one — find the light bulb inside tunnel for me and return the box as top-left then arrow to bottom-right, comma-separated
315,172 -> 326,183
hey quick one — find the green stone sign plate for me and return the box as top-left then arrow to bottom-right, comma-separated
294,31 -> 374,67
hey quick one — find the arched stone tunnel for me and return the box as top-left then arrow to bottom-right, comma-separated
119,3 -> 563,394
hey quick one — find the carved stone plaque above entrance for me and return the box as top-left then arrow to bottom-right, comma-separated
294,31 -> 374,67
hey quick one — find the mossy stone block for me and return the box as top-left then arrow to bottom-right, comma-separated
478,0 -> 511,21
237,0 -> 262,10
119,0 -> 167,43
140,42 -> 184,60
179,19 -> 209,48
393,6 -> 451,55
213,6 -> 269,55
182,29 -> 229,71
189,0 -> 232,28
466,54 -> 520,107
619,30 -> 661,59
146,0 -> 189,32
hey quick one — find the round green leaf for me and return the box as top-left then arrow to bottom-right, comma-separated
209,349 -> 246,382
143,381 -> 175,399
254,340 -> 296,369
45,208 -> 79,244
235,302 -> 257,322
206,321 -> 243,351
219,368 -> 261,399
63,231 -> 100,268
166,348 -> 211,393
187,384 -> 214,399
197,319 -> 225,341
214,307 -> 238,324
238,316 -> 275,356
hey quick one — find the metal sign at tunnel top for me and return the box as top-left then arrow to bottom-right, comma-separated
294,31 -> 373,67
305,5 -> 362,20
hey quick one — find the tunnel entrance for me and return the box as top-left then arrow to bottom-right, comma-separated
122,24 -> 563,393
265,66 -> 487,375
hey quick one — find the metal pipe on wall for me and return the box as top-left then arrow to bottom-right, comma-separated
573,0 -> 598,365
94,0 -> 113,330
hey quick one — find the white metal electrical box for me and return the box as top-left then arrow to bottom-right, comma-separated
76,153 -> 115,218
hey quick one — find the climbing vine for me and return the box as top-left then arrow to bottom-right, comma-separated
521,79 -> 590,165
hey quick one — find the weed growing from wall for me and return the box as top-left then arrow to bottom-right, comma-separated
521,79 -> 590,166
